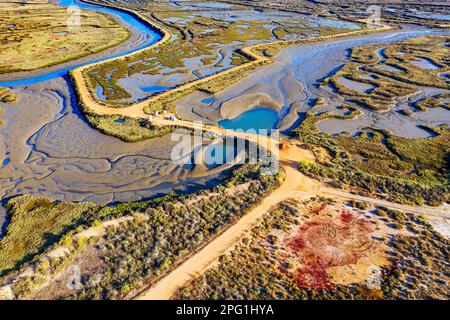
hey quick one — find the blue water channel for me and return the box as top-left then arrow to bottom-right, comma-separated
0,0 -> 162,87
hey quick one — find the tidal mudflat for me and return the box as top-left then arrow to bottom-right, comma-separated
0,78 -> 241,228
176,28 -> 449,137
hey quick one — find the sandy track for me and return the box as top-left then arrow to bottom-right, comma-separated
71,10 -> 393,119
320,188 -> 450,218
135,154 -> 315,300
135,141 -> 450,300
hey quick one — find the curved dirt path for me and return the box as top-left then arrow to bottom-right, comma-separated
135,146 -> 317,300
134,137 -> 449,300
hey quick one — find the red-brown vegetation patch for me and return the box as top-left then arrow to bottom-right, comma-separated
285,209 -> 375,289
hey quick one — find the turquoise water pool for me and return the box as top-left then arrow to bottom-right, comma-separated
218,108 -> 278,131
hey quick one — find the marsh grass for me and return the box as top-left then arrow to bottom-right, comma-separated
85,114 -> 175,142
292,102 -> 449,206
69,74 -> 175,142
324,36 -> 450,111
143,59 -> 271,114
0,87 -> 9,97
1,94 -> 17,104
64,163 -> 284,300
0,87 -> 15,125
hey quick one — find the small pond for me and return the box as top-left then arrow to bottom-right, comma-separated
219,108 -> 278,131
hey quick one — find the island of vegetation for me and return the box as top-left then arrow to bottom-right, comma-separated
0,2 -> 130,73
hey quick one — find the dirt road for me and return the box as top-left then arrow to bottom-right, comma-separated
320,188 -> 450,218
135,147 -> 316,300
135,142 -> 450,300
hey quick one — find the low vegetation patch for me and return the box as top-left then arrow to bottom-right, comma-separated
291,104 -> 449,206
0,196 -> 98,276
143,59 -> 271,115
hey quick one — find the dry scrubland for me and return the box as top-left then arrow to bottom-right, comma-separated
0,0 -> 449,301
177,197 -> 449,300
0,2 -> 130,73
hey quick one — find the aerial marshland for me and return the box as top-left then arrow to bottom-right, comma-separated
0,0 -> 448,301
81,0 -> 362,106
